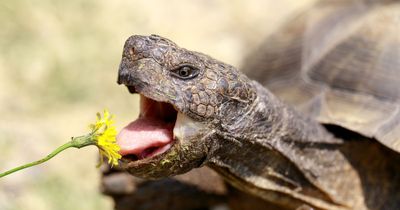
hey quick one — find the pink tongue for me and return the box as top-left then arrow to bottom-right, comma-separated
117,118 -> 174,156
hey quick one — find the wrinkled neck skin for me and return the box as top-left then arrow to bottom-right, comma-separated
205,82 -> 364,210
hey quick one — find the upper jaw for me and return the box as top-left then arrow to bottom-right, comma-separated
117,58 -> 180,107
117,58 -> 162,88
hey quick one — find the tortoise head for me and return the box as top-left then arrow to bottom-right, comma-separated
117,34 -> 256,178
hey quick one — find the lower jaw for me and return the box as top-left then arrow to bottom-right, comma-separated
116,95 -> 207,175
119,141 -> 186,179
119,136 -> 209,179
119,138 -> 179,166
144,142 -> 173,158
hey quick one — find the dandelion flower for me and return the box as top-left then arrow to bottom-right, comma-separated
0,109 -> 121,178
89,110 -> 121,167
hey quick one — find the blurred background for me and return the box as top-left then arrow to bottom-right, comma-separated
0,0 -> 315,209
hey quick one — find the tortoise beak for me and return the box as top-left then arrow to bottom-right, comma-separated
117,58 -> 173,104
117,58 -> 160,87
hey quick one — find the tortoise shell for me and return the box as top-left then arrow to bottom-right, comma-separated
243,0 -> 400,152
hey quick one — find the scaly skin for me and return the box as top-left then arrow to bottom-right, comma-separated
116,35 -> 400,210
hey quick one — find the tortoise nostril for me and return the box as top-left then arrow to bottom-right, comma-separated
129,47 -> 135,56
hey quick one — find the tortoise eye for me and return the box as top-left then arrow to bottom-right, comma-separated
171,65 -> 199,80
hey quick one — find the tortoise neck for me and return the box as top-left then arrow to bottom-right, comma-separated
206,82 -> 356,210
212,81 -> 339,146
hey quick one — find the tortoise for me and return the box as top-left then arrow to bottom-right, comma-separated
104,0 -> 400,209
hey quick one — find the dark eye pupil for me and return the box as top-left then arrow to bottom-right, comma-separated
179,67 -> 191,77
172,65 -> 199,80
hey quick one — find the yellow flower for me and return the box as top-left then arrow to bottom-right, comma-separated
89,109 -> 121,167
0,109 -> 122,178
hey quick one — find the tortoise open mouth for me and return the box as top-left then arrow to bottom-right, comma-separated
117,92 -> 178,162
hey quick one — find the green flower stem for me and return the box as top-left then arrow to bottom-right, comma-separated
0,135 -> 95,178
